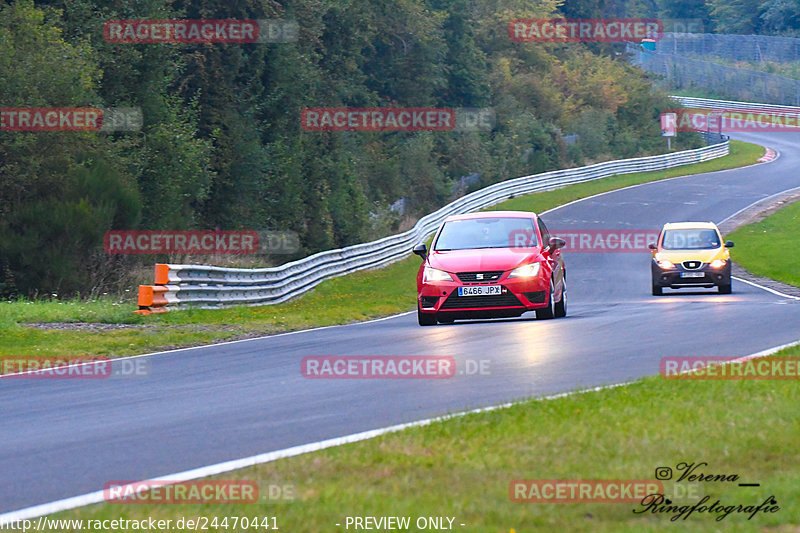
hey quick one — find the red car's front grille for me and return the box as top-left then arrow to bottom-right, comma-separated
439,290 -> 523,310
455,271 -> 504,283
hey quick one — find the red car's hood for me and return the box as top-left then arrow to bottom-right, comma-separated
428,248 -> 541,273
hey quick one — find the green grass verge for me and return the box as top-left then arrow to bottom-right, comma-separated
52,346 -> 800,532
0,140 -> 763,361
727,198 -> 800,287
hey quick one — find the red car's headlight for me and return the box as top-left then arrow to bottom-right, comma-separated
423,266 -> 453,282
508,262 -> 541,278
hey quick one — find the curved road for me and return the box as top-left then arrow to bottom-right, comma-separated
2,130 -> 799,514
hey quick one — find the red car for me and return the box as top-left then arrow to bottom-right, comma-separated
413,211 -> 567,326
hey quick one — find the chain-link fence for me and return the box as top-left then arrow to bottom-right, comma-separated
654,32 -> 800,63
627,43 -> 800,106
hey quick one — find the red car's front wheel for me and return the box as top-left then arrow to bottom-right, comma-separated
535,281 -> 555,320
554,277 -> 567,318
417,303 -> 437,326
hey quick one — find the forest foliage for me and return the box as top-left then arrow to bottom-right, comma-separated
1,0 -> 710,296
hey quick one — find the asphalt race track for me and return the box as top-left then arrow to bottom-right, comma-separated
2,130 -> 799,514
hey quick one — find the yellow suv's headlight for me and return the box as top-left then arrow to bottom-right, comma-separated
423,266 -> 453,282
709,259 -> 727,268
509,262 -> 541,278
656,260 -> 674,269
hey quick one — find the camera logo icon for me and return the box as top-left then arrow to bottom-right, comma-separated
655,467 -> 673,480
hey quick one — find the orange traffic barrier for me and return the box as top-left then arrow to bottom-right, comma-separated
154,263 -> 171,285
135,283 -> 169,315
135,264 -> 172,315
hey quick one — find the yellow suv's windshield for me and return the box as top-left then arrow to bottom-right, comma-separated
662,229 -> 721,250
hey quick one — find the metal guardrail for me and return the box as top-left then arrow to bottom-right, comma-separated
671,96 -> 800,113
137,132 -> 730,312
670,96 -> 800,145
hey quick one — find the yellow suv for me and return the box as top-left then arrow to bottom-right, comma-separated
648,222 -> 734,295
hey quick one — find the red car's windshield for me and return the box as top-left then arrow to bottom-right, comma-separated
434,217 -> 538,251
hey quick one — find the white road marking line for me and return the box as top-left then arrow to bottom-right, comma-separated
717,182 -> 799,227
3,334 -> 799,522
5,141 -> 795,522
732,276 -> 800,301
5,142 -> 771,374
1,382 -> 630,523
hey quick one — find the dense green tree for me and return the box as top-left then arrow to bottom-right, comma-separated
658,0 -> 713,31
0,0 -> 699,296
759,0 -> 800,34
0,0 -> 138,295
706,0 -> 763,33
435,0 -> 490,107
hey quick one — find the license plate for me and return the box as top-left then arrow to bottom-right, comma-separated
458,285 -> 502,296
680,272 -> 705,278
